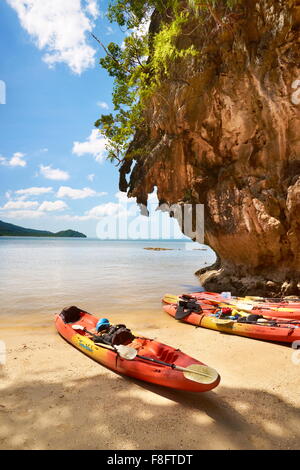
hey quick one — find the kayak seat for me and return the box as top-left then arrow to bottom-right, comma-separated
60,306 -> 84,324
157,348 -> 178,364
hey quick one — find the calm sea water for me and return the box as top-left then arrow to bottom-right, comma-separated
0,238 -> 215,322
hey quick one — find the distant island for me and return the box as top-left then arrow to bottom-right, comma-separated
0,220 -> 87,238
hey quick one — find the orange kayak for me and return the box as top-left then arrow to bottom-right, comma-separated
55,307 -> 220,393
163,303 -> 300,344
164,292 -> 300,320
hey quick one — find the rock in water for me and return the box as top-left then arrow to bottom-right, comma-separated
120,1 -> 300,296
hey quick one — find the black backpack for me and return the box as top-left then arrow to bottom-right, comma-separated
238,314 -> 264,324
60,306 -> 85,323
94,324 -> 135,346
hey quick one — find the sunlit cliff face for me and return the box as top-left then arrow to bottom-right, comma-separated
120,0 -> 300,295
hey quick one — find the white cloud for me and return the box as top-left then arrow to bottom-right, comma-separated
87,202 -> 125,218
6,0 -> 100,74
3,210 -> 46,219
85,0 -> 100,19
106,26 -> 114,35
97,101 -> 109,110
15,186 -> 53,198
58,202 -> 127,222
87,174 -> 95,182
1,200 -> 39,210
56,186 -> 106,200
115,191 -> 136,203
133,16 -> 151,38
40,165 -> 70,181
0,152 -> 27,167
72,129 -> 108,163
38,200 -> 68,212
58,214 -> 91,222
1,197 -> 68,219
10,152 -> 27,167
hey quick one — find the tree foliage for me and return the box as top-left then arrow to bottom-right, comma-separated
95,0 -> 242,164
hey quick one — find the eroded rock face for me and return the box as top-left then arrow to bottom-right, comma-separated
121,0 -> 300,296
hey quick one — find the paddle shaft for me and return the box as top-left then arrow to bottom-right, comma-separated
72,326 -> 215,379
85,335 -> 211,377
136,354 -> 212,378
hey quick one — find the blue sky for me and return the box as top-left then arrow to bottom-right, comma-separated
0,0 -> 187,239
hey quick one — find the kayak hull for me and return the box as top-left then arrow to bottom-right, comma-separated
163,304 -> 300,344
55,310 -> 220,393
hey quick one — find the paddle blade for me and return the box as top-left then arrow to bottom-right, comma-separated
233,302 -> 254,312
175,306 -> 192,320
72,325 -> 85,331
183,364 -> 219,385
163,294 -> 180,304
215,319 -> 234,327
116,345 -> 137,360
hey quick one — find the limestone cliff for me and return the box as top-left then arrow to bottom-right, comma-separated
120,0 -> 300,296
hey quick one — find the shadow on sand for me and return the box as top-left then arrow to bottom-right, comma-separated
0,367 -> 299,450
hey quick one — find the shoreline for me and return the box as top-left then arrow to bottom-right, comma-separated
1,311 -> 299,450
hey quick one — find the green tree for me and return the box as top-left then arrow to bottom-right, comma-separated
95,0 -> 242,165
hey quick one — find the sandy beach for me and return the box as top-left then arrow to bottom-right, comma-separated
1,310 -> 299,450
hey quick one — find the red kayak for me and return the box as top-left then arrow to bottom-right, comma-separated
55,306 -> 220,393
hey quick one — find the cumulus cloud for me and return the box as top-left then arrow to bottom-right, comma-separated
72,129 -> 108,163
59,202 -> 127,221
106,26 -> 114,35
38,200 -> 68,212
2,210 -> 46,219
40,165 -> 70,181
6,0 -> 100,74
85,0 -> 100,19
15,187 -> 53,198
56,186 -> 106,200
0,152 -> 27,167
87,202 -> 125,218
1,198 -> 68,220
57,214 -> 91,222
1,200 -> 39,210
97,101 -> 109,109
115,191 -> 136,203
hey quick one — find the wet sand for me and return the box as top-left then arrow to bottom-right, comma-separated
0,310 -> 300,450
